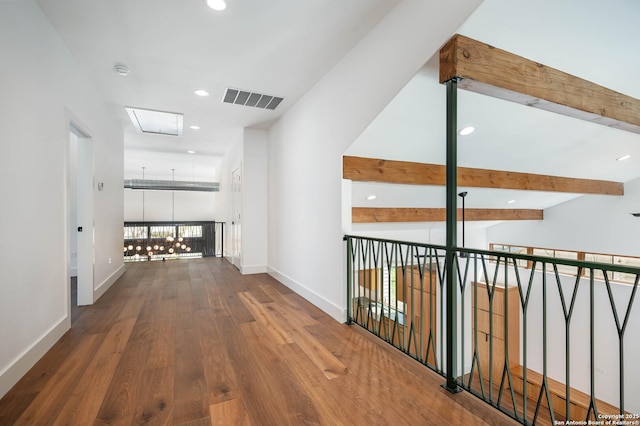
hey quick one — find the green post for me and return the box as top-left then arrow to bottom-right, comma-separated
346,236 -> 353,325
443,78 -> 460,393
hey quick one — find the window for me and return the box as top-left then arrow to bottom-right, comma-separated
533,248 -> 579,276
491,243 -> 640,285
489,244 -> 529,268
584,253 -> 640,283
150,226 -> 175,239
584,253 -> 613,281
614,256 -> 640,283
178,225 -> 202,238
357,265 -> 402,310
382,266 -> 399,308
124,226 -> 147,240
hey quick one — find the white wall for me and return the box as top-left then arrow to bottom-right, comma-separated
483,178 -> 640,412
124,189 -> 217,222
216,127 -> 268,272
458,262 -> 640,413
267,0 -> 483,322
488,177 -> 640,257
0,0 -> 124,399
522,272 -> 639,412
216,129 -> 268,273
350,222 -> 488,250
241,129 -> 268,273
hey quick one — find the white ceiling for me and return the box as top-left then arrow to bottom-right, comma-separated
347,0 -> 640,221
35,0 -> 401,181
35,0 -> 640,223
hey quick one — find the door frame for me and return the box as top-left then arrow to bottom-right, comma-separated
231,166 -> 242,269
68,121 -> 95,307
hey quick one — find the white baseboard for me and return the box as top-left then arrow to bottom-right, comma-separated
94,264 -> 125,301
241,264 -> 268,274
267,266 -> 346,323
0,316 -> 69,400
0,265 -> 125,399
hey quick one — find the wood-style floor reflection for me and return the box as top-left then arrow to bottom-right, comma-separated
0,258 -> 518,425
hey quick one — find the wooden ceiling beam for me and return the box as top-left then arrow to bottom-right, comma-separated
352,207 -> 543,223
440,34 -> 640,134
343,156 -> 624,195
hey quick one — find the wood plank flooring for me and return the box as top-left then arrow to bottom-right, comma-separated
0,258 -> 519,425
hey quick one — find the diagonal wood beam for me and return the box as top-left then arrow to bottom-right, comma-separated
343,156 -> 624,195
352,207 -> 543,223
440,34 -> 640,134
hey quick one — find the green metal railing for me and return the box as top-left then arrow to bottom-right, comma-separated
345,235 -> 640,425
346,236 -> 446,371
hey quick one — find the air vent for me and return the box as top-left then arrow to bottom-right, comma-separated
222,88 -> 284,110
124,179 -> 219,192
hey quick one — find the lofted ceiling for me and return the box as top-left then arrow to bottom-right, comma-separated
34,0 -> 640,225
35,0 -> 401,182
346,0 -> 640,229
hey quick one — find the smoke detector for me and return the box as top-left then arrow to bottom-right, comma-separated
113,63 -> 129,76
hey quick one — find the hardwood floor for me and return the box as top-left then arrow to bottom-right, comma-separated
0,258 -> 518,425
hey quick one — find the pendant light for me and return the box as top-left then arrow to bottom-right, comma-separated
164,168 -> 191,257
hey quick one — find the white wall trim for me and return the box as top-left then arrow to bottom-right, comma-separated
0,316 -> 69,399
94,264 -> 125,302
267,266 -> 346,323
241,265 -> 268,275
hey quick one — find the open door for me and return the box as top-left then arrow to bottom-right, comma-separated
231,166 -> 241,269
69,123 -> 94,306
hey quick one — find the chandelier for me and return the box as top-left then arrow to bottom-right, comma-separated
123,235 -> 192,261
123,167 -> 191,261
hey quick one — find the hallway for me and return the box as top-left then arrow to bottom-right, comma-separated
0,258 -> 516,425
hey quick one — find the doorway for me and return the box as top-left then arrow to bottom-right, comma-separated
69,123 -> 94,307
231,166 -> 242,269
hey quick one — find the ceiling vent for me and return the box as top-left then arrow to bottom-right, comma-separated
124,179 -> 219,192
222,88 -> 284,110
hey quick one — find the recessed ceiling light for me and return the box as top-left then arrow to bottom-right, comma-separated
366,195 -> 377,201
205,0 -> 226,11
507,199 -> 516,204
616,154 -> 631,161
459,126 -> 475,136
189,125 -> 200,130
194,89 -> 210,97
187,150 -> 196,154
